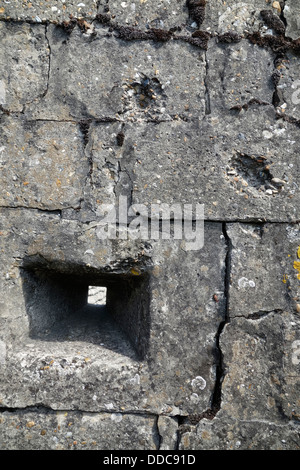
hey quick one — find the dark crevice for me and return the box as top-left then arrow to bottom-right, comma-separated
79,120 -> 93,187
204,51 -> 211,115
232,309 -> 284,320
213,222 -> 232,409
272,68 -> 282,108
3,14 -> 300,55
230,97 -> 270,112
155,415 -> 162,450
279,1 -> 288,28
79,120 -> 91,148
260,9 -> 286,35
204,222 -> 232,418
116,125 -> 125,147
276,111 -> 300,129
178,222 -> 232,432
44,24 -> 51,101
0,104 -> 11,115
176,30 -> 210,50
0,205 -> 63,216
1,205 -> 298,225
186,0 -> 206,28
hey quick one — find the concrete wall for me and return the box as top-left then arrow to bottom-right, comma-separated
0,0 -> 299,450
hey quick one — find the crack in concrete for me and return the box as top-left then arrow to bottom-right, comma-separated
176,222 -> 232,435
232,309 -> 284,320
204,50 -> 211,115
43,24 -> 51,102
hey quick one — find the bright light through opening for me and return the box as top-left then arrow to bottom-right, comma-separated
88,286 -> 107,306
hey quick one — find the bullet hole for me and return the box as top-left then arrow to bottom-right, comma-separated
227,152 -> 284,193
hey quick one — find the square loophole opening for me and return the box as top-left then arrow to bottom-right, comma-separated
88,286 -> 107,306
20,261 -> 151,360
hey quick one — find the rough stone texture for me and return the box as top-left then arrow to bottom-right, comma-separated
0,409 -> 158,450
276,52 -> 300,121
0,22 -> 49,112
80,116 -> 298,222
157,415 -> 179,450
202,0 -> 281,35
0,0 -> 300,451
284,1 -> 300,40
0,0 -> 98,22
0,209 -> 226,416
100,0 -> 189,29
0,116 -> 87,210
179,413 -> 300,450
27,24 -> 206,121
206,39 -> 275,114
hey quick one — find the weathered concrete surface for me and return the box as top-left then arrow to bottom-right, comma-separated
222,223 -> 300,422
0,0 -> 98,22
157,415 -> 179,450
284,1 -> 300,40
0,208 -> 226,416
178,222 -> 300,449
202,0 -> 282,35
179,412 -> 300,450
74,116 -> 299,223
0,0 -> 300,452
228,223 -> 300,319
220,313 -> 300,423
0,409 -> 159,450
0,116 -> 87,210
27,24 -> 206,121
2,100 -> 299,223
0,22 -> 49,112
206,39 -> 275,114
276,52 -> 300,121
99,0 -> 189,30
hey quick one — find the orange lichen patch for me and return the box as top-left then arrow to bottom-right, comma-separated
298,246 -> 300,259
130,267 -> 141,276
294,261 -> 300,280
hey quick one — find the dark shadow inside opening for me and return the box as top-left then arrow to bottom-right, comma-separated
20,261 -> 151,361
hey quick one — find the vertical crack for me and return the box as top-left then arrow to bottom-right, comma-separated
204,51 -> 211,115
180,222 -> 232,429
272,55 -> 284,109
79,120 -> 92,186
210,222 -> 232,413
155,415 -> 162,450
43,23 -> 51,100
204,223 -> 232,417
279,1 -> 287,28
